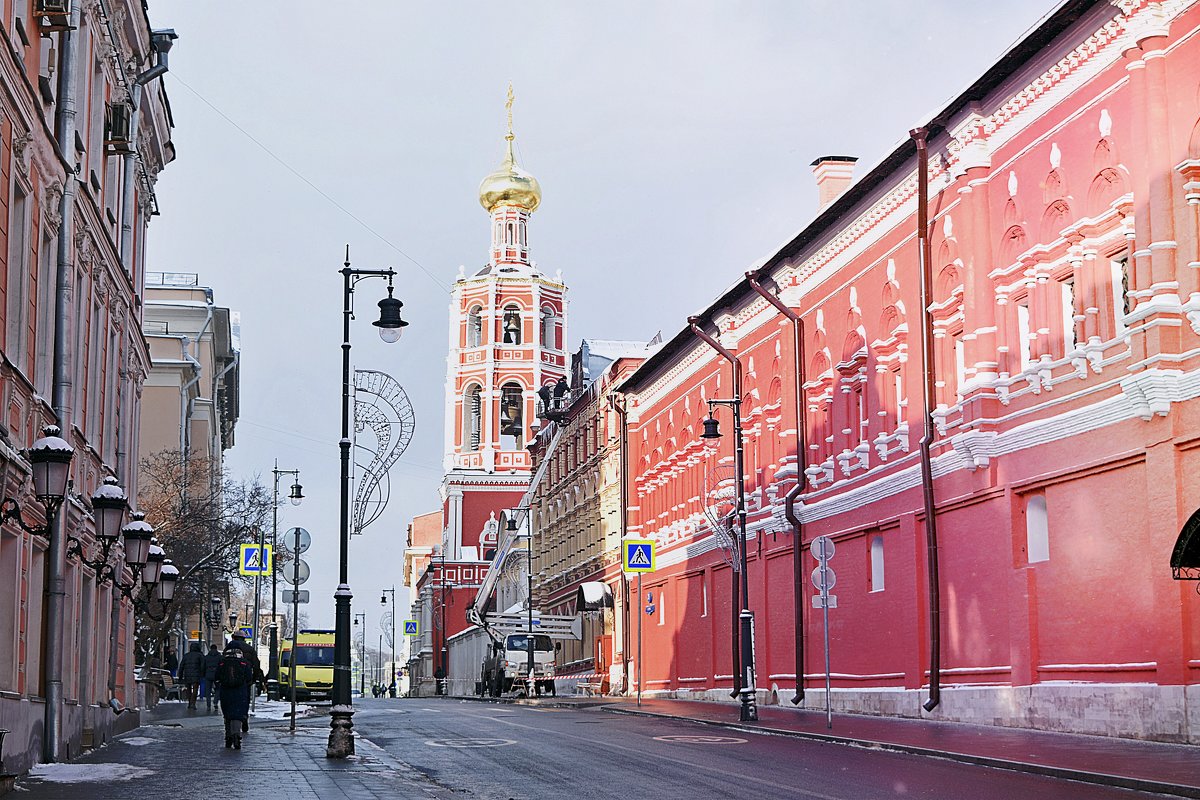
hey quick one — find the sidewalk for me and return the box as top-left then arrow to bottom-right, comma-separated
597,696 -> 1200,799
12,701 -> 448,800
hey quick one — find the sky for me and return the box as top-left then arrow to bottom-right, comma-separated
144,1 -> 1057,645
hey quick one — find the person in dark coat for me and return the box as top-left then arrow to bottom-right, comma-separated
202,644 -> 221,711
229,631 -> 263,733
179,642 -> 205,709
163,645 -> 179,676
217,642 -> 253,749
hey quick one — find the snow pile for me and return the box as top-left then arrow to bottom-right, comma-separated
252,699 -> 314,720
117,736 -> 162,747
28,763 -> 154,783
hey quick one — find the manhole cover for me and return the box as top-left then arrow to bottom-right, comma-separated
425,738 -> 516,748
654,734 -> 747,744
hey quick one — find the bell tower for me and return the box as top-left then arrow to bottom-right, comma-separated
440,86 -> 568,560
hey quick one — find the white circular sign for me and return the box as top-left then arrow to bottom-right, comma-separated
811,565 -> 836,591
281,559 -> 310,586
811,535 -> 836,562
286,527 -> 311,554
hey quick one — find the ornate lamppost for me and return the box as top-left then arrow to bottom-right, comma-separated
329,249 -> 408,758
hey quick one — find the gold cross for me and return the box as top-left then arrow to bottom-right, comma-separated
505,82 -> 515,141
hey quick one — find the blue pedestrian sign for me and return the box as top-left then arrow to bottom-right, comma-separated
238,543 -> 272,576
403,620 -> 419,636
623,539 -> 656,573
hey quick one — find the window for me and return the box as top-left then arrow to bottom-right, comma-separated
1016,302 -> 1032,371
502,305 -> 522,344
870,535 -> 885,591
500,382 -> 524,449
1026,495 -> 1049,563
1061,280 -> 1077,353
5,185 -> 29,369
34,234 -> 55,394
464,386 -> 482,452
466,306 -> 483,348
954,336 -> 966,397
1111,257 -> 1131,336
701,576 -> 708,618
894,371 -> 906,427
657,587 -> 665,626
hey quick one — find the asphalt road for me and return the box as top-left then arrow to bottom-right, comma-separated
355,699 -> 1158,800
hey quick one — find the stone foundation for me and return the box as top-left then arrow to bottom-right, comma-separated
643,682 -> 1200,743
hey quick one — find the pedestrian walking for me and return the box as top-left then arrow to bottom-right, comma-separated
217,641 -> 253,750
202,643 -> 221,711
229,630 -> 263,733
163,645 -> 179,677
179,642 -> 205,709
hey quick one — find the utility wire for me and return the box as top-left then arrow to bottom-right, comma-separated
168,73 -> 450,293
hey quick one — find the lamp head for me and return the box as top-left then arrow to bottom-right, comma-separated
373,285 -> 409,343
701,415 -> 722,439
91,476 -> 128,541
28,426 -> 74,507
155,560 -> 179,603
288,481 -> 304,505
120,512 -> 155,568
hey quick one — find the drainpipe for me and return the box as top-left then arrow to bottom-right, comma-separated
180,298 -> 214,464
746,272 -> 807,705
120,30 -> 176,277
608,392 -> 630,695
45,0 -> 82,763
688,317 -> 753,714
910,128 -> 942,712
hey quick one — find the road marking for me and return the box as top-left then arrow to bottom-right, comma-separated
425,738 -> 516,748
654,734 -> 746,744
445,708 -> 843,799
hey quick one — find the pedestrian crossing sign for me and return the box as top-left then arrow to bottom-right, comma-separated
403,620 -> 419,636
623,539 -> 656,573
238,543 -> 272,576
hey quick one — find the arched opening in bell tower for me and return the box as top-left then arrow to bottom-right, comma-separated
502,305 -> 522,345
500,382 -> 524,450
463,384 -> 483,452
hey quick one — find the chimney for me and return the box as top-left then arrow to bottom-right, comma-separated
810,156 -> 858,211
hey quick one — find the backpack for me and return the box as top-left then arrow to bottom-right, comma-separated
219,648 -> 248,688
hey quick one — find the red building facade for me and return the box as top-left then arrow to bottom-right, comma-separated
615,0 -> 1200,741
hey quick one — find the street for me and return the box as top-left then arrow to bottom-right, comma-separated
14,699 -> 1171,800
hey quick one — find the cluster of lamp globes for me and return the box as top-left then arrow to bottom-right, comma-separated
26,425 -> 178,606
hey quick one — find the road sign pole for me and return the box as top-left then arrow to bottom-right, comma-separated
636,572 -> 642,708
822,579 -> 831,730
290,527 -> 301,732
251,527 -> 267,714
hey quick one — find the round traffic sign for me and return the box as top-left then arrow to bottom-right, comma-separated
811,565 -> 836,592
281,559 -> 310,586
811,535 -> 835,562
286,527 -> 311,554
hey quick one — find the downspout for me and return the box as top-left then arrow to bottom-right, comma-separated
910,128 -> 942,712
608,392 -> 630,695
181,299 -> 214,457
120,30 -> 176,277
45,0 -> 82,763
687,317 -> 743,701
746,273 -> 807,705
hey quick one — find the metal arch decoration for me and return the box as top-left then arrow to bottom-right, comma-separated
702,464 -> 740,572
352,369 -> 416,537
1171,507 -> 1200,585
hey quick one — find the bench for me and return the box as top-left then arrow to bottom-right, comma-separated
160,673 -> 182,701
576,677 -> 608,697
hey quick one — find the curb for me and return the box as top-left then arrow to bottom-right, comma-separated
600,706 -> 1200,800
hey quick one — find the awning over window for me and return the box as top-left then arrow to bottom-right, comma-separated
575,581 -> 613,611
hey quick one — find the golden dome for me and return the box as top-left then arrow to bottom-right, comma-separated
479,136 -> 542,213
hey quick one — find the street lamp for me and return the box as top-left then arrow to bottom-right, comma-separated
330,248 -> 407,758
0,426 -> 74,538
267,462 -> 302,687
690,317 -> 758,723
380,589 -> 396,696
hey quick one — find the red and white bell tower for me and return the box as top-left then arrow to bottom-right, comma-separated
441,87 -> 568,561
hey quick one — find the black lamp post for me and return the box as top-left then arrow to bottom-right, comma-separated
506,512 -> 536,696
690,318 -> 758,723
353,613 -> 366,697
329,249 -> 407,758
380,588 -> 396,696
268,462 -> 302,686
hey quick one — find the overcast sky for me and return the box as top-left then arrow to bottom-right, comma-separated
145,1 -> 1056,641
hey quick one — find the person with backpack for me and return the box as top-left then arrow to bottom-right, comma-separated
217,641 -> 253,749
202,643 -> 222,711
228,630 -> 263,733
